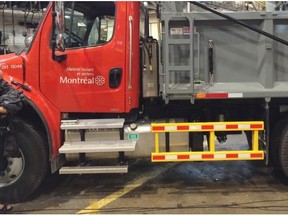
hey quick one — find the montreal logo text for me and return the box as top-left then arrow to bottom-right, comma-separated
60,76 -> 105,86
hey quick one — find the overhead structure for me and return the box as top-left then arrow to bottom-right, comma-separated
0,1 -> 49,54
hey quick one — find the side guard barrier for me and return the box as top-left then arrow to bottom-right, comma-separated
151,121 -> 264,162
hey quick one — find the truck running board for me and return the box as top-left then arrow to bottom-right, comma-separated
59,140 -> 136,153
59,118 -> 135,175
59,165 -> 128,174
60,118 -> 125,130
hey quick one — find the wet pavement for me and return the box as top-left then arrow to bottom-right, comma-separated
10,134 -> 288,214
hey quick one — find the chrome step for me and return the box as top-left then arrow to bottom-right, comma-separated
60,118 -> 125,130
59,165 -> 128,174
59,140 -> 136,153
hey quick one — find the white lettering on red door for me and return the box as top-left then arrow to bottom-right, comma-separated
60,67 -> 105,86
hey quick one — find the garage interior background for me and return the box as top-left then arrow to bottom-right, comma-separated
0,1 -> 284,54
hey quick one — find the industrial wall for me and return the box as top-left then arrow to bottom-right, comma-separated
0,7 -> 44,53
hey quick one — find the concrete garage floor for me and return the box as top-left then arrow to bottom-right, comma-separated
11,135 -> 288,214
11,160 -> 288,214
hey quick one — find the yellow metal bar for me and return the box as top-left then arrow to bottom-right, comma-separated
255,1 -> 266,7
209,131 -> 215,152
151,121 -> 264,133
151,150 -> 264,162
252,130 -> 259,151
155,132 -> 159,153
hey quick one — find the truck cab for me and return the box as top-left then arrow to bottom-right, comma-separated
0,1 -> 142,202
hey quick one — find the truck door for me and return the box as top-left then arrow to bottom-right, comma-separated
39,2 -> 127,113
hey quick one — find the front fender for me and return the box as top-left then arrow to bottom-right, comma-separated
22,87 -> 61,158
0,54 -> 61,167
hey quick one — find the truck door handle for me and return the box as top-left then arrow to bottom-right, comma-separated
109,68 -> 122,88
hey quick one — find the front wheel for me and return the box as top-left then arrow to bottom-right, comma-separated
0,118 -> 48,203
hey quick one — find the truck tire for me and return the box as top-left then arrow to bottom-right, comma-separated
270,116 -> 288,177
0,118 -> 48,203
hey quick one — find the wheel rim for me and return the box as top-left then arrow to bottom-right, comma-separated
0,150 -> 25,187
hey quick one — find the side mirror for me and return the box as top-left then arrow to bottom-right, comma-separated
56,34 -> 65,52
55,2 -> 65,33
54,2 -> 65,52
24,35 -> 34,48
52,2 -> 66,62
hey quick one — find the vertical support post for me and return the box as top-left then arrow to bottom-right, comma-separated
118,128 -> 126,164
258,19 -> 274,88
252,130 -> 259,151
155,133 -> 160,153
165,132 -> 170,152
79,129 -> 86,163
264,98 -> 271,165
209,131 -> 215,152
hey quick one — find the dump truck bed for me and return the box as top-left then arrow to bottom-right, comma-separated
160,11 -> 288,101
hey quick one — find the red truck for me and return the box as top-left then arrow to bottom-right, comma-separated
1,1 -> 288,202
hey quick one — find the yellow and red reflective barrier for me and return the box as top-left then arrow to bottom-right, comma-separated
151,121 -> 264,162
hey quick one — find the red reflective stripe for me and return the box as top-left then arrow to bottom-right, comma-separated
226,124 -> 238,129
226,154 -> 238,158
178,155 -> 190,160
152,126 -> 165,131
250,124 -> 263,129
205,93 -> 228,98
177,125 -> 189,131
251,153 -> 263,158
202,125 -> 214,130
202,154 -> 214,159
153,155 -> 165,160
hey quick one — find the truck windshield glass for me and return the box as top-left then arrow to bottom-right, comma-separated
55,1 -> 115,49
